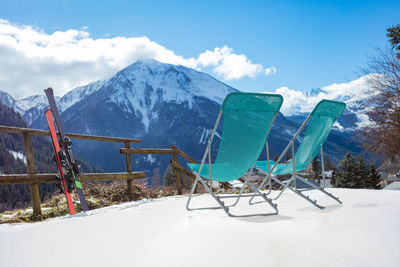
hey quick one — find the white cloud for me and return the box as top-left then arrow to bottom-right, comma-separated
274,86 -> 312,115
196,46 -> 276,80
265,66 -> 277,76
0,19 -> 275,98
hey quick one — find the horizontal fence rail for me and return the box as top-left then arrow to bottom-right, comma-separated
0,172 -> 146,185
120,144 -> 199,195
120,144 -> 232,194
0,125 -> 142,143
120,148 -> 175,154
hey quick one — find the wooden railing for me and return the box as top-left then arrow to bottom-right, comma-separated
120,144 -> 232,192
120,144 -> 198,195
0,125 -> 145,215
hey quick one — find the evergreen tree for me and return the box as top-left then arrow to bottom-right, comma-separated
335,153 -> 358,188
367,164 -> 382,189
334,153 -> 381,189
387,24 -> 400,59
311,157 -> 321,182
163,165 -> 176,187
355,157 -> 369,188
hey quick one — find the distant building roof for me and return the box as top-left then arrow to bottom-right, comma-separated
387,175 -> 400,182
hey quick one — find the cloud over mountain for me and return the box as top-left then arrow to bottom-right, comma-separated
272,75 -> 373,115
0,19 -> 276,98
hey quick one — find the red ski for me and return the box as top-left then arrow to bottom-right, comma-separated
45,109 -> 75,215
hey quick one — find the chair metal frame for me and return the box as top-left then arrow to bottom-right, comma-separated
186,110 -> 279,217
249,111 -> 342,209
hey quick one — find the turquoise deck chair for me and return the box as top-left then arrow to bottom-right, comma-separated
186,92 -> 283,217
252,99 -> 346,209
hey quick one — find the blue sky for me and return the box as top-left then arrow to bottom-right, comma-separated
0,0 -> 399,98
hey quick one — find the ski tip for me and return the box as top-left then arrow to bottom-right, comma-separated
44,87 -> 53,93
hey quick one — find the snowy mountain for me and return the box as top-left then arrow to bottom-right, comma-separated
278,75 -> 374,132
0,60 -> 364,178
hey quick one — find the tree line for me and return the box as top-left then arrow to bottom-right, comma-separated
311,152 -> 381,189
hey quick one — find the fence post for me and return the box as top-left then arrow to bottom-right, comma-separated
172,149 -> 183,195
124,142 -> 133,199
23,132 -> 41,215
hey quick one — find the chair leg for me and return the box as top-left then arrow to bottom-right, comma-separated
187,176 -> 278,217
241,177 -> 278,215
273,176 -> 293,200
270,175 -> 325,209
248,173 -> 273,205
186,176 -> 224,211
229,181 -> 247,207
248,171 -> 342,210
295,176 -> 342,204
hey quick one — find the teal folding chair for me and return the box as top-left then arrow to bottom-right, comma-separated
186,92 -> 283,217
252,99 -> 346,209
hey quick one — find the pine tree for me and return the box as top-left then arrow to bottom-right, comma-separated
355,157 -> 369,188
335,152 -> 358,188
311,157 -> 321,182
387,24 -> 400,59
367,164 -> 382,189
163,165 -> 176,187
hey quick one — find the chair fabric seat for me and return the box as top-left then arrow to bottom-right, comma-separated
188,92 -> 283,183
256,100 -> 346,176
187,162 -> 241,182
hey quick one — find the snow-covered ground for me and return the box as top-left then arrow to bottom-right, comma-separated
1,188 -> 399,267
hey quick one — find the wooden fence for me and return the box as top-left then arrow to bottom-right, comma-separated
0,125 -> 201,216
0,125 -> 145,215
120,144 -> 199,194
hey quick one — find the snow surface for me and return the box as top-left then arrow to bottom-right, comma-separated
1,189 -> 399,267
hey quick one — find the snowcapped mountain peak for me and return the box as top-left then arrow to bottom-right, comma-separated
59,79 -> 107,111
0,60 -> 236,131
101,59 -> 236,131
274,75 -> 376,132
17,94 -> 49,111
113,59 -> 236,101
0,91 -> 19,112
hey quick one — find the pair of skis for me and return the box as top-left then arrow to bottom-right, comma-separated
45,88 -> 89,215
